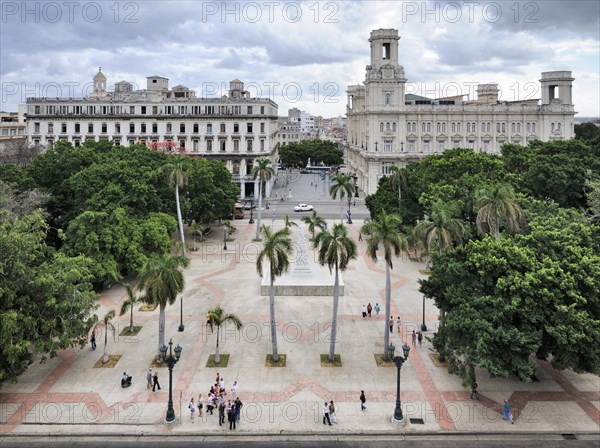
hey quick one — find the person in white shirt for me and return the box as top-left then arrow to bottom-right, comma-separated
231,381 -> 238,399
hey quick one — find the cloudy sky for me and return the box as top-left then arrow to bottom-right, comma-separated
1,0 -> 599,117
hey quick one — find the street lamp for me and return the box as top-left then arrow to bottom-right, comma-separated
223,225 -> 228,251
389,342 -> 410,423
160,338 -> 182,424
248,199 -> 255,224
353,173 -> 359,198
178,295 -> 184,332
421,296 -> 427,332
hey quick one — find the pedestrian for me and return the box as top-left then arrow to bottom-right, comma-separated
353,199 -> 356,207
146,368 -> 153,389
358,233 -> 363,241
470,382 -> 479,401
417,331 -> 423,346
231,380 -> 238,399
412,330 -> 417,346
234,397 -> 243,422
360,390 -> 366,410
389,316 -> 394,333
207,393 -> 215,414
206,311 -> 214,332
322,402 -> 332,425
374,303 -> 381,318
218,400 -> 226,426
503,399 -> 514,424
397,316 -> 401,333
367,303 -> 372,318
361,304 -> 367,319
188,397 -> 195,421
152,371 -> 161,391
90,331 -> 96,350
228,402 -> 236,430
329,400 -> 338,423
215,372 -> 221,385
198,393 -> 204,417
219,377 -> 225,394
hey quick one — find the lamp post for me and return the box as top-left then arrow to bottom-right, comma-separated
421,296 -> 427,332
248,199 -> 254,224
389,342 -> 410,423
223,225 -> 228,251
178,295 -> 184,332
160,338 -> 182,423
353,173 -> 359,198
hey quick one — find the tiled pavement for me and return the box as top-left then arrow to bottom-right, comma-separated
1,218 -> 599,437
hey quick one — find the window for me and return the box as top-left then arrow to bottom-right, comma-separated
423,140 -> 430,152
384,94 -> 391,105
115,123 -> 120,134
442,122 -> 446,133
179,139 -> 185,149
437,122 -> 441,133
101,123 -> 107,133
141,123 -> 146,133
129,106 -> 135,114
193,140 -> 199,151
260,123 -> 265,133
247,123 -> 253,133
386,122 -> 391,131
247,106 -> 253,114
496,122 -> 501,133
153,106 -> 158,114
261,106 -> 265,114
392,122 -> 397,132
48,123 -> 54,133
532,122 -> 536,133
166,123 -> 172,133
220,140 -> 226,152
233,123 -> 239,133
426,122 -> 431,132
233,140 -> 239,152
511,123 -> 515,133
129,123 -> 135,133
438,141 -> 445,152
527,123 -> 531,133
193,123 -> 199,133
421,122 -> 426,133
247,139 -> 253,151
207,139 -> 212,152
453,140 -> 460,148
260,139 -> 265,151
152,123 -> 158,133
74,123 -> 80,133
88,123 -> 94,133
501,123 -> 506,133
74,139 -> 80,147
60,123 -> 67,133
468,140 -> 475,149
34,106 -> 40,114
452,122 -> 456,133
383,140 -> 392,152
380,122 -> 384,132
407,122 -> 411,133
381,162 -> 393,175
179,123 -> 185,133
141,106 -> 146,114
220,123 -> 226,133
207,123 -> 213,134
483,140 -> 490,152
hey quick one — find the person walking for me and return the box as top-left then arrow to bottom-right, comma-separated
90,331 -> 96,350
417,331 -> 423,346
389,316 -> 394,333
329,400 -> 338,423
397,316 -> 402,333
146,369 -> 153,389
412,330 -> 417,346
367,303 -> 372,318
361,304 -> 367,319
360,390 -> 366,411
231,381 -> 238,399
503,399 -> 514,424
374,303 -> 381,318
322,402 -> 332,425
188,397 -> 195,422
470,382 -> 479,401
234,397 -> 243,422
358,233 -> 363,241
152,371 -> 161,391
218,400 -> 226,426
198,393 -> 204,417
228,402 -> 237,430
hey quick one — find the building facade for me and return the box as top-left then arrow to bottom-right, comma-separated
344,29 -> 577,195
23,71 -> 279,198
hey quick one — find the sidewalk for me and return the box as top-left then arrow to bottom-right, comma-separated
1,219 -> 599,436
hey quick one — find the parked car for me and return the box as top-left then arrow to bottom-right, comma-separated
294,203 -> 314,212
244,202 -> 256,210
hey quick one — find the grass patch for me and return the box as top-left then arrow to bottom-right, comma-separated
429,353 -> 448,367
139,303 -> 158,312
119,325 -> 142,336
150,355 -> 166,368
374,354 -> 394,367
265,354 -> 286,367
93,354 -> 122,368
320,354 -> 342,367
418,270 -> 431,275
206,354 -> 230,368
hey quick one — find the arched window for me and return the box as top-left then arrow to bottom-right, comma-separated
385,94 -> 391,105
426,122 -> 431,133
380,122 -> 384,132
392,122 -> 397,132
406,122 -> 411,133
422,122 -> 426,133
386,122 -> 391,131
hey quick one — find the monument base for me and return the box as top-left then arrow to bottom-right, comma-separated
260,264 -> 344,296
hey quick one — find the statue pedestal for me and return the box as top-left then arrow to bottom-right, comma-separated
260,264 -> 344,296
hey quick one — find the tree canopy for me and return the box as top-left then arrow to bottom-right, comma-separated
278,139 -> 343,167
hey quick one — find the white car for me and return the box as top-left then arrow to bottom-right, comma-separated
294,203 -> 314,212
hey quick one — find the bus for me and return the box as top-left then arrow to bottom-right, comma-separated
304,166 -> 332,175
234,203 -> 245,219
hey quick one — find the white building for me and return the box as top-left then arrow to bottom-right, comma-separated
23,70 -> 279,198
344,29 -> 577,195
277,108 -> 319,146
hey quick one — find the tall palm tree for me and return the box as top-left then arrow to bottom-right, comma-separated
361,210 -> 408,361
330,173 -> 356,223
475,183 -> 524,241
388,165 -> 408,210
160,159 -> 190,256
301,210 -> 327,240
137,253 -> 190,358
312,223 -> 357,362
413,200 -> 469,256
119,283 -> 141,333
252,159 -> 275,240
256,225 -> 293,362
92,310 -> 116,364
208,306 -> 243,364
190,222 -> 206,250
283,215 -> 298,229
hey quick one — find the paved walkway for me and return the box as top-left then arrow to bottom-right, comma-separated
1,218 -> 599,436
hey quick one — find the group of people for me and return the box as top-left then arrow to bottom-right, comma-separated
146,369 -> 161,391
361,303 -> 380,318
187,373 -> 242,429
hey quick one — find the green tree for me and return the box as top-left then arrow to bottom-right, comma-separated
413,200 -> 469,255
312,223 -> 357,362
475,183 -> 524,241
252,159 -> 275,240
119,283 -> 142,333
283,215 -> 298,229
301,210 -> 327,240
361,210 -> 408,360
330,173 -> 356,223
160,158 -> 190,257
207,306 -> 243,364
388,165 -> 408,210
92,310 -> 116,364
256,225 -> 293,362
137,253 -> 190,358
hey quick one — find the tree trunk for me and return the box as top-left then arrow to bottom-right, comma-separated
129,308 -> 134,333
103,329 -> 109,364
383,262 -> 392,361
215,326 -> 221,364
329,267 -> 340,362
158,304 -> 166,359
255,181 -> 263,240
269,274 -> 279,362
175,186 -> 187,257
339,197 -> 344,222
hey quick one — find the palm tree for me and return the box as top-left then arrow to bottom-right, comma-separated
252,159 -> 275,240
283,215 -> 298,229
119,283 -> 141,333
256,225 -> 293,362
361,210 -> 408,361
137,253 -> 190,358
301,210 -> 327,240
208,306 -> 243,364
160,159 -> 190,256
413,200 -> 469,256
475,183 -> 524,241
92,310 -> 116,364
388,165 -> 408,210
330,173 -> 356,223
190,222 -> 206,250
312,223 -> 357,362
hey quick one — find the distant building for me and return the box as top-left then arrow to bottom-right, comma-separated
0,112 -> 29,164
22,69 -> 279,198
277,108 -> 319,146
343,29 -> 577,195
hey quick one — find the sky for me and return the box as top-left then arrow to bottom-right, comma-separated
1,0 -> 599,118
